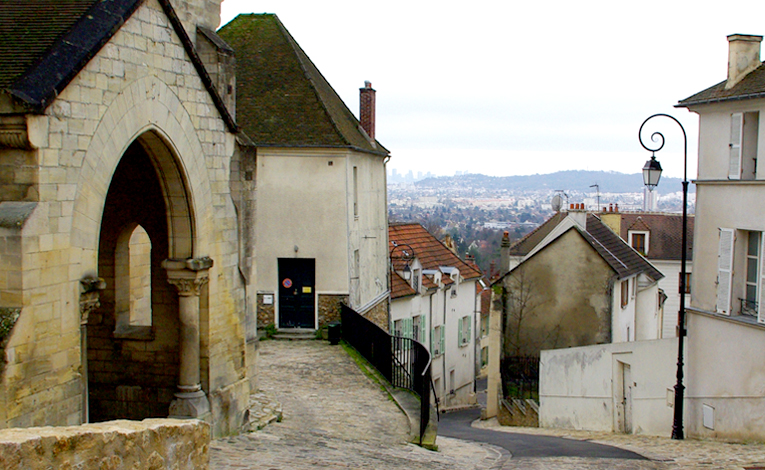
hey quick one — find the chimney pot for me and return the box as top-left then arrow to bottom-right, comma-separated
726,34 -> 763,89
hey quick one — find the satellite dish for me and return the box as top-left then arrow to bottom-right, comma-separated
551,194 -> 563,212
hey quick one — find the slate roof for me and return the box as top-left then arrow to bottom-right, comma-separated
0,0 -> 236,131
617,213 -> 694,261
217,14 -> 388,156
388,223 -> 482,282
501,212 -> 663,283
583,214 -> 663,282
507,211 -> 567,257
677,62 -> 765,107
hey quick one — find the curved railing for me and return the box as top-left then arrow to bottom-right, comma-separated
340,304 -> 436,444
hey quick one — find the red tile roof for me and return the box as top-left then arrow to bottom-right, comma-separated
391,271 -> 416,300
389,223 -> 482,281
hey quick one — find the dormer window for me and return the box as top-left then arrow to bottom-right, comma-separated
629,231 -> 649,256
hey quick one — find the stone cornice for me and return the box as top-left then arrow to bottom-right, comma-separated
0,117 -> 31,149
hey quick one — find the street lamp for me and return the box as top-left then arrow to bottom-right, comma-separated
639,113 -> 688,440
390,242 -> 415,280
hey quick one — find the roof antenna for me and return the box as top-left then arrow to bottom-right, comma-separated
589,184 -> 600,212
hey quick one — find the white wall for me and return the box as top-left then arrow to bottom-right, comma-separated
540,338 -> 680,436
686,311 -> 765,441
651,259 -> 689,338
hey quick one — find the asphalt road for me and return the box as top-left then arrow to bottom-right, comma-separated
439,408 -> 646,460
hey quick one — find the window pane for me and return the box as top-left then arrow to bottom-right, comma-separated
748,257 -> 759,283
747,284 -> 758,303
749,232 -> 761,256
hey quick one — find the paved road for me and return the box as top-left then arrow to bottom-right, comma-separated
440,407 -> 645,459
211,341 -> 506,469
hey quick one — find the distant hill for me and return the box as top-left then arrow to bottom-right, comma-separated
415,170 -> 693,194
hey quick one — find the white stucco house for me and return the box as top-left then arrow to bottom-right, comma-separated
538,34 -> 765,441
219,15 -> 390,332
600,211 -> 694,338
675,33 -> 765,441
388,223 -> 482,408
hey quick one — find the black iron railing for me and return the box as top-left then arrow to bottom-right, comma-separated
501,356 -> 539,401
340,304 -> 436,444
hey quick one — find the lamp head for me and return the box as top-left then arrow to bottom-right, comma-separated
643,155 -> 663,191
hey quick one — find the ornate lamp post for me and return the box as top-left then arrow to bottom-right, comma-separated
639,113 -> 688,440
390,242 -> 416,279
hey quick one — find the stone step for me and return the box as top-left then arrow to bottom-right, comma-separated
272,329 -> 316,341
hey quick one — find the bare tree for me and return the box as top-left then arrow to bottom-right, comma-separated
501,264 -> 556,357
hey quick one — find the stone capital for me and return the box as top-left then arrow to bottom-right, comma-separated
163,258 -> 213,296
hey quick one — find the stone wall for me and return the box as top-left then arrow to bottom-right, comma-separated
318,294 -> 347,327
0,419 -> 209,470
0,0 -> 249,435
256,293 -> 275,328
363,298 -> 389,333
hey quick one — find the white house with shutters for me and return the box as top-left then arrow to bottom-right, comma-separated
674,33 -> 765,440
388,223 -> 481,408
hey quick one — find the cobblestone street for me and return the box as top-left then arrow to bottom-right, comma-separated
211,340 -> 765,470
210,340 -> 504,469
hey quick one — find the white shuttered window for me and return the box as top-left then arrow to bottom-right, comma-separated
717,228 -> 735,314
729,113 -> 743,180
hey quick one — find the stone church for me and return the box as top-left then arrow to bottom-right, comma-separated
0,0 -> 258,437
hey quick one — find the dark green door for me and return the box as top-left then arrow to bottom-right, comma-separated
278,258 -> 315,328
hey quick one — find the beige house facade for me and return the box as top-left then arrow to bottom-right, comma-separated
676,33 -> 765,441
0,0 -> 255,437
218,15 -> 390,332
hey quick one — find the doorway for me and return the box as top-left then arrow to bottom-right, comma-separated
616,361 -> 633,433
278,258 -> 316,329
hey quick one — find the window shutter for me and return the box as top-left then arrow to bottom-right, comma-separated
729,113 -> 743,180
759,235 -> 765,324
467,315 -> 472,344
717,228 -> 735,314
440,327 -> 445,355
422,315 -> 428,345
430,327 -> 435,353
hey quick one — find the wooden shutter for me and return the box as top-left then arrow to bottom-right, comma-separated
759,234 -> 765,324
729,113 -> 743,179
430,327 -> 435,353
467,315 -> 472,344
717,228 -> 735,314
440,327 -> 445,355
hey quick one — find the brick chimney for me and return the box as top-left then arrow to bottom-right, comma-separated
500,231 -> 511,276
359,81 -> 376,140
726,34 -> 763,90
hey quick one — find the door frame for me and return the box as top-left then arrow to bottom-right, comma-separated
276,258 -> 317,329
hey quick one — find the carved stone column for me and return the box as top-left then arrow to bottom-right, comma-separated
163,257 -> 213,419
79,276 -> 105,423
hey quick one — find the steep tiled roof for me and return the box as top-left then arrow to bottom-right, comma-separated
0,0 -> 236,131
388,223 -> 482,281
583,214 -> 663,281
617,213 -> 694,261
391,271 -> 416,300
508,211 -> 567,257
217,14 -> 389,156
677,62 -> 765,107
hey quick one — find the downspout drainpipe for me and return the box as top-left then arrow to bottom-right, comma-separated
443,287 -> 448,403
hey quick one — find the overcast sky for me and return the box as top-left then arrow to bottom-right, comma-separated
219,1 -> 765,179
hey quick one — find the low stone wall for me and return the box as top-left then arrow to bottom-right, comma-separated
256,293 -> 275,328
0,419 -> 209,470
318,294 -> 347,327
363,298 -> 389,332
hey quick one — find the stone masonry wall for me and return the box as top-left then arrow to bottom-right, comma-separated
363,298 -> 389,333
256,293 -> 275,328
0,419 -> 209,470
0,0 -> 248,435
318,294 -> 347,328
